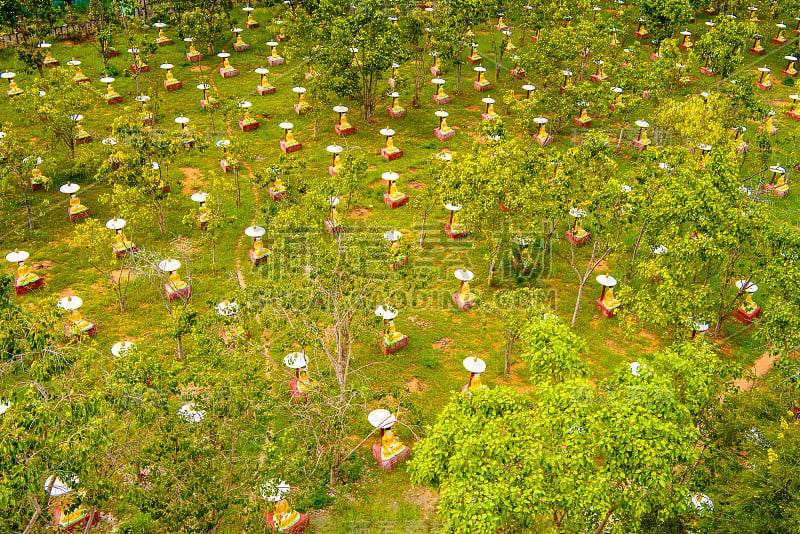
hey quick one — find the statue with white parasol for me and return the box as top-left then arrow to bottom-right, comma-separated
5,249 -> 43,295
375,304 -> 408,354
367,409 -> 411,470
453,268 -> 476,311
262,480 -> 310,533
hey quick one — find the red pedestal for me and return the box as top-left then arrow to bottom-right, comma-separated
280,140 -> 302,153
430,66 -> 441,76
383,192 -> 409,208
573,117 -> 592,128
632,139 -> 650,151
131,64 -> 149,73
749,47 -> 765,56
69,208 -> 91,222
650,53 -> 662,61
466,55 -> 482,65
246,21 -> 259,29
15,277 -> 43,295
113,245 -> 138,258
200,99 -> 219,109
634,31 -> 648,39
157,39 -> 173,46
288,379 -> 308,402
294,103 -> 311,114
239,119 -> 259,131
590,74 -> 608,84
276,34 -> 290,42
187,52 -> 204,62
335,124 -> 356,136
250,249 -> 270,265
765,184 -> 788,198
595,297 -> 619,318
165,284 -> 191,302
700,66 -> 715,76
444,223 -> 469,240
372,442 -> 411,470
328,166 -> 339,176
702,7 -> 716,14
757,81 -> 773,91
43,60 -> 59,68
220,159 -> 232,173
473,80 -> 492,92
452,292 -> 475,311
566,230 -> 590,246
325,219 -> 341,233
733,306 -> 761,325
782,68 -> 798,77
164,80 -> 182,91
772,37 -> 787,45
432,94 -> 451,104
379,334 -> 408,355
481,113 -> 499,122
105,95 -> 122,104
787,110 -> 800,120
265,512 -> 309,533
7,90 -> 22,98
267,56 -> 285,66
535,135 -> 553,147
269,188 -> 287,200
434,128 -> 455,141
381,147 -> 403,161
234,44 -> 250,52
104,49 -> 120,58
31,180 -> 45,191
220,68 -> 238,78
257,84 -> 276,95
67,323 -> 97,341
388,107 -> 407,118
510,68 -> 525,79
678,43 -> 694,51
53,507 -> 101,532
75,135 -> 92,145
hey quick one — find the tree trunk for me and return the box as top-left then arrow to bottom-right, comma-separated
571,279 -> 586,327
419,205 -> 434,250
22,494 -> 41,534
20,176 -> 34,229
176,336 -> 184,360
157,201 -> 166,234
81,508 -> 96,534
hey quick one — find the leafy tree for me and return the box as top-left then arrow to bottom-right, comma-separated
519,312 -> 587,382
0,123 -> 45,230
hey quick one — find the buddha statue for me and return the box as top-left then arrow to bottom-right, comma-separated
775,173 -> 789,193
572,219 -> 588,239
68,191 -> 88,216
273,497 -> 301,530
332,153 -> 342,172
252,236 -> 270,260
382,316 -> 403,345
168,268 -> 187,291
505,40 -> 516,53
12,254 -> 38,286
636,22 -> 648,36
247,13 -> 257,25
30,167 -> 47,185
165,69 -> 177,84
329,206 -> 340,226
753,38 -> 764,52
223,57 -> 233,71
285,128 -> 297,145
381,427 -> 407,460
385,133 -> 396,151
235,33 -> 245,46
112,227 -> 134,253
486,101 -> 498,119
136,55 -> 146,68
391,65 -> 399,78
296,364 -> 319,393
776,28 -> 786,42
158,30 -> 167,41
392,96 -> 403,112
611,30 -> 620,46
439,116 -> 451,133
433,55 -> 441,70
603,287 -> 621,309
67,306 -> 93,333
298,91 -> 308,108
459,279 -> 474,302
272,175 -> 286,193
436,84 -> 447,99
469,372 -> 487,391
198,201 -> 212,223
72,66 -> 86,82
639,128 -> 651,145
765,115 -> 775,132
8,79 -> 20,93
106,83 -> 119,98
388,182 -> 405,201
787,58 -> 797,75
339,111 -> 351,130
189,42 -> 198,56
44,51 -> 54,63
242,109 -> 252,123
477,69 -> 487,85
579,107 -> 590,123
761,68 -> 772,87
58,506 -> 89,528
740,291 -> 758,315
538,123 -> 549,141
683,33 -> 693,48
497,16 -> 507,29
271,45 -> 280,59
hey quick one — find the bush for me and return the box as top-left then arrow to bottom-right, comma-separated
119,512 -> 155,534
784,77 -> 795,87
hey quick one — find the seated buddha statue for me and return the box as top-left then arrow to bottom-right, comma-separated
158,29 -> 167,42
113,228 -> 134,253
329,206 -> 340,226
242,109 -> 254,124
135,55 -> 146,68
165,69 -> 177,84
571,219 -> 587,239
388,182 -> 405,202
385,134 -> 397,152
69,192 -> 88,215
285,129 -> 298,146
611,31 -> 620,46
596,65 -> 607,79
106,83 -> 119,98
44,51 -> 54,63
58,506 -> 89,529
296,365 -> 319,393
247,13 -> 256,25
740,292 -> 758,315
638,128 -> 651,146
436,84 -> 448,100
469,372 -> 488,391
505,40 -> 516,53
753,38 -> 764,52
477,70 -> 488,85
683,34 -> 693,48
339,112 -> 351,130
787,59 -> 797,76
469,46 -> 481,61
8,79 -> 21,94
776,29 -> 786,42
13,256 -> 38,286
189,43 -> 199,56
273,497 -> 301,530
439,116 -> 451,133
235,33 -> 246,47
383,317 -> 403,345
765,115 -> 776,132
603,287 -> 621,310
223,57 -> 234,71
578,108 -> 590,123
271,46 -> 280,59
774,173 -> 789,193
272,176 -> 286,193
636,23 -> 648,37
761,70 -> 772,88
252,236 -> 270,260
75,123 -> 89,139
168,269 -> 187,291
381,427 -> 408,461
613,93 -> 623,108
497,16 -> 507,30
486,101 -> 499,119
459,280 -> 474,303
298,92 -> 308,109
392,97 -> 403,112
67,307 -> 93,333
30,167 -> 47,185
72,65 -> 87,82
538,123 -> 550,141
198,202 -> 212,223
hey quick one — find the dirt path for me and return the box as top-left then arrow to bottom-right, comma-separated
732,351 -> 779,391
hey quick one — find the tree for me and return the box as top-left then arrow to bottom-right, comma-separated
695,15 -> 756,84
183,172 -> 237,271
0,123 -> 44,230
519,312 -> 587,383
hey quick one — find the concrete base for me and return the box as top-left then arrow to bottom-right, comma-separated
187,52 -> 204,62
782,68 -> 798,77
510,68 -> 525,79
69,208 -> 91,222
105,95 -> 122,104
335,124 -> 356,136
31,180 -> 45,191
595,297 -> 619,318
678,43 -> 694,51
634,31 -> 649,39
325,219 -> 341,233
473,80 -> 492,92
430,66 -> 441,76
388,107 -> 406,118
590,74 -> 608,84
700,67 -> 715,76
757,81 -> 773,91
132,64 -> 149,73
75,135 -> 92,144
165,284 -> 191,302
257,84 -> 276,95
269,188 -> 287,200
566,230 -> 590,246
239,119 -> 259,131
787,110 -> 800,120
157,39 -> 173,46
452,292 -> 475,311
67,323 -> 97,341
265,512 -> 309,533
535,134 -> 553,147
372,442 -> 410,470
277,34 -> 290,41
113,245 -> 138,258
280,140 -> 302,153
15,277 -> 43,295
383,192 -> 409,208
381,147 -> 403,161
764,184 -> 788,198
573,117 -> 592,128
104,49 -> 120,58
328,166 -> 339,176
379,334 -> 407,355
749,47 -> 765,56
250,249 -> 270,265
246,22 -> 259,28
220,68 -> 238,78
481,113 -> 499,121
434,128 -> 455,141
267,56 -> 285,66
164,80 -> 182,91
294,103 -> 311,114
7,89 -> 23,98
772,38 -> 787,45
467,55 -> 482,65
43,60 -> 59,67
733,306 -> 761,325
444,223 -> 468,240
432,94 -> 451,104
632,139 -> 650,151
234,44 -> 250,52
